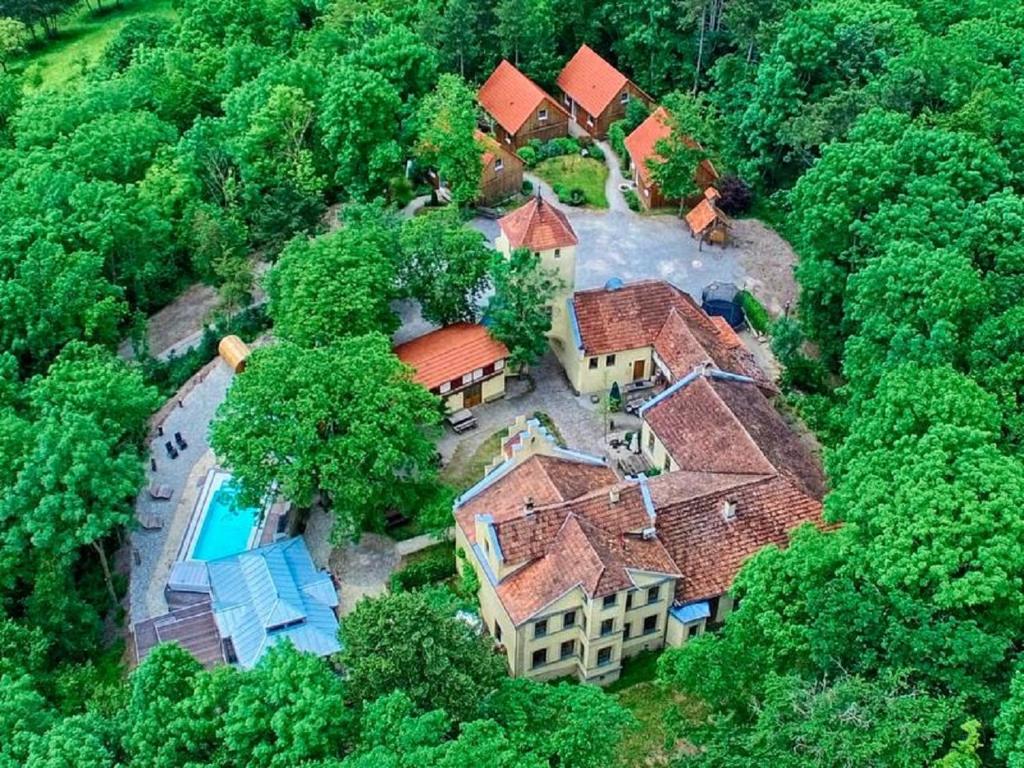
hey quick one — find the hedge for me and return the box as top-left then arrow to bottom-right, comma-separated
738,290 -> 771,334
389,544 -> 456,593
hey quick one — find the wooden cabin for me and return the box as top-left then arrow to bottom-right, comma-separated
478,60 -> 569,149
556,45 -> 651,138
477,130 -> 524,205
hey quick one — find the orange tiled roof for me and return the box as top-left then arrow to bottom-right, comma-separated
498,194 -> 578,251
476,130 -> 523,169
704,186 -> 721,201
624,107 -> 671,188
648,473 -> 824,602
686,199 -> 727,236
570,280 -> 768,387
557,44 -> 631,118
644,371 -> 825,498
479,60 -> 566,135
455,454 -> 619,545
394,323 -> 508,391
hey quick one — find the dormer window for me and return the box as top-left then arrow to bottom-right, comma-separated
538,108 -> 548,121
722,499 -> 737,522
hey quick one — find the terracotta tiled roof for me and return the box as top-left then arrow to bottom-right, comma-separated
686,199 -> 728,236
479,60 -> 566,135
570,280 -> 767,384
557,45 -> 632,118
455,454 -> 618,545
624,107 -> 671,188
477,130 -> 523,168
394,323 -> 508,391
498,194 -> 578,251
704,186 -> 721,201
709,315 -> 742,348
644,372 -> 825,498
494,498 -> 680,625
649,473 -> 824,602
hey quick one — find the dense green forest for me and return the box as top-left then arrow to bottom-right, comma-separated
2,0 -> 1024,763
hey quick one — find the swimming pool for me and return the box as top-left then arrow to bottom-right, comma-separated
178,470 -> 265,562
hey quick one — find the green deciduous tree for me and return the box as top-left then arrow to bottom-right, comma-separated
210,336 -> 443,537
267,228 -> 398,346
485,247 -> 560,369
414,74 -> 481,207
397,208 -> 489,325
340,589 -> 506,722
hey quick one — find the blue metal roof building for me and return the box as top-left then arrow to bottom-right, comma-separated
207,537 -> 341,669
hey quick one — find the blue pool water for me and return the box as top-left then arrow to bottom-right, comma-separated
191,484 -> 259,561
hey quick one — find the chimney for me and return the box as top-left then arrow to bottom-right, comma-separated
524,496 -> 535,514
608,488 -> 620,505
722,499 -> 737,522
641,527 -> 657,540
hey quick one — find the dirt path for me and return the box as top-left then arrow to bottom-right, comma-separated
730,218 -> 799,317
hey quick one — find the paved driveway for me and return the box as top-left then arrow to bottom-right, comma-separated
471,175 -> 743,301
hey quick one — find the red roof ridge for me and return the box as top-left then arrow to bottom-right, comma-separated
498,194 -> 578,250
394,323 -> 509,391
479,60 -> 567,135
557,44 -> 636,118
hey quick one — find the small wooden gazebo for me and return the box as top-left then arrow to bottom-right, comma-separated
218,335 -> 251,373
685,196 -> 731,248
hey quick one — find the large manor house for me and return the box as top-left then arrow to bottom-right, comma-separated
453,196 -> 826,685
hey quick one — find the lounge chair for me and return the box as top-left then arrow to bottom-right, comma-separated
174,432 -> 188,450
148,483 -> 174,501
137,512 -> 163,530
165,441 -> 179,459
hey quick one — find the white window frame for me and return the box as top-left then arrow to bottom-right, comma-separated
439,382 -> 451,394
538,108 -> 548,121
462,373 -> 473,385
472,368 -> 484,381
495,359 -> 505,371
587,114 -> 595,127
494,158 -> 504,172
620,91 -> 630,104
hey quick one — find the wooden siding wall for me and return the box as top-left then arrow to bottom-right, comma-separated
493,96 -> 570,149
480,155 -> 524,205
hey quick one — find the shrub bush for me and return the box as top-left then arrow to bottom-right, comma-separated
609,120 -> 628,162
389,545 -> 456,593
521,178 -> 534,195
568,187 -> 585,206
623,189 -> 641,211
389,175 -> 415,208
738,290 -> 771,334
584,143 -> 605,162
517,145 -> 539,168
143,305 -> 270,398
717,175 -> 753,215
625,99 -> 650,131
550,137 -> 580,156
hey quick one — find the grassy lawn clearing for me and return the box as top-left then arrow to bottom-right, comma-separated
609,650 -> 703,767
440,427 -> 507,492
440,412 -> 563,492
15,0 -> 177,90
535,155 -> 609,208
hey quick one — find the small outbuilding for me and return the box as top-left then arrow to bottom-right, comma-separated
218,335 -> 251,373
685,198 -> 730,247
394,323 -> 510,412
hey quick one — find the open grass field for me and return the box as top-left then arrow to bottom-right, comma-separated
14,0 -> 177,90
535,155 -> 609,208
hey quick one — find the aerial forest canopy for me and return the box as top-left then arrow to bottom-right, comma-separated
0,0 -> 1023,764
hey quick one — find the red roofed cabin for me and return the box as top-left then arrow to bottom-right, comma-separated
556,45 -> 651,138
624,107 -> 720,210
479,60 -> 569,149
394,324 -> 510,412
477,131 -> 524,205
